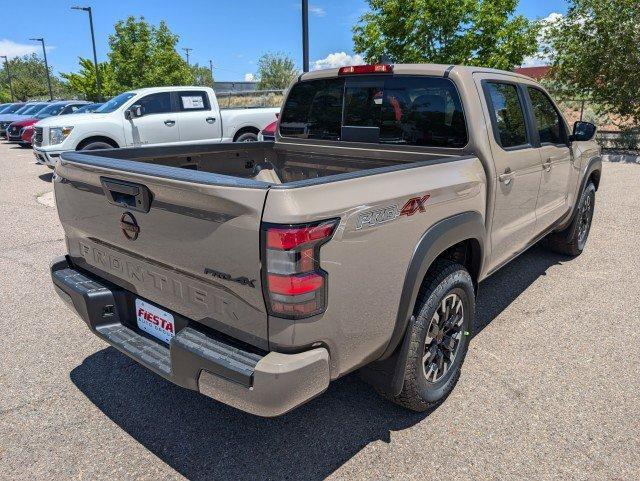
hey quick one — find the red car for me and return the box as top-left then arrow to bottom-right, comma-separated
7,101 -> 89,147
258,118 -> 278,141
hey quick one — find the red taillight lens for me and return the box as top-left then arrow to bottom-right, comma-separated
267,223 -> 336,250
267,273 -> 323,295
262,219 -> 338,319
338,64 -> 393,75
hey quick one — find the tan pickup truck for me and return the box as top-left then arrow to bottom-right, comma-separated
50,64 -> 601,416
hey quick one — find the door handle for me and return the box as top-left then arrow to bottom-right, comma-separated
498,168 -> 514,185
205,117 -> 216,124
543,158 -> 552,172
164,120 -> 176,126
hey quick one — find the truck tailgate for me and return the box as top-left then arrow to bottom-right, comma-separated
54,154 -> 270,349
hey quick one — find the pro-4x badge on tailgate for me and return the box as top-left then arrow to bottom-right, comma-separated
356,194 -> 430,229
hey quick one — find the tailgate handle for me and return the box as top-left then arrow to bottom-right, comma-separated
100,177 -> 152,213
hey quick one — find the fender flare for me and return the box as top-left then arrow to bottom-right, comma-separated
359,211 -> 485,396
556,155 -> 602,232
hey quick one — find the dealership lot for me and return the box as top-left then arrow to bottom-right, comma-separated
0,141 -> 638,480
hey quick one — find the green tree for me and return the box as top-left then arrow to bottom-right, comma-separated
190,63 -> 214,87
256,52 -> 298,90
0,54 -> 69,101
61,58 -> 118,101
108,16 -> 193,90
352,0 -> 539,70
544,0 -> 640,125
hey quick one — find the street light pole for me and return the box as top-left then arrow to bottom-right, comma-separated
209,59 -> 214,85
72,6 -> 101,101
30,38 -> 53,100
183,47 -> 193,66
0,56 -> 14,101
302,0 -> 309,72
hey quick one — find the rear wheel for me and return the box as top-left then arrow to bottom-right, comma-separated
389,260 -> 474,412
235,131 -> 258,143
546,182 -> 596,256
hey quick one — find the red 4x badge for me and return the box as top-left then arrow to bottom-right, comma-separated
400,194 -> 430,216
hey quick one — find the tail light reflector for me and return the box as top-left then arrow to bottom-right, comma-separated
262,219 -> 338,319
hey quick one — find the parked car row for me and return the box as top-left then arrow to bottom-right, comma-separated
0,87 -> 276,168
0,100 -> 100,147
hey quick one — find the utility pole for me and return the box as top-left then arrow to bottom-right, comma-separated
71,6 -> 101,101
183,47 -> 193,66
30,38 -> 53,100
0,56 -> 14,101
209,59 -> 214,85
302,0 -> 309,72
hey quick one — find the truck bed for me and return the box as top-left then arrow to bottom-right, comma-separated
62,141 -> 463,187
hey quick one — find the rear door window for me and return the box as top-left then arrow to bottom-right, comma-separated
484,82 -> 529,149
176,91 -> 211,111
280,75 -> 468,147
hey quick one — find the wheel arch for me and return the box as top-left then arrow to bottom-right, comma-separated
75,135 -> 119,150
358,211 -> 485,396
233,125 -> 260,142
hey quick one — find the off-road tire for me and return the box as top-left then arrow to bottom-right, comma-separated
389,259 -> 475,412
546,182 -> 596,257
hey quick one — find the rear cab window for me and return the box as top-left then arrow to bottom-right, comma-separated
280,75 -> 468,148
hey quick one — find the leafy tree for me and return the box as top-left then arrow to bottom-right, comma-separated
190,63 -> 214,88
352,0 -> 539,70
108,16 -> 193,90
61,58 -> 118,101
256,52 -> 298,90
544,0 -> 640,125
0,54 -> 69,101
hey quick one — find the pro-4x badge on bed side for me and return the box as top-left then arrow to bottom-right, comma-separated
356,194 -> 430,229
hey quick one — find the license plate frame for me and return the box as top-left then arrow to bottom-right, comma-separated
135,299 -> 176,344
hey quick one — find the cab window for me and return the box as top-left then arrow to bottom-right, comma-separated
527,87 -> 565,144
137,92 -> 172,115
484,82 -> 529,149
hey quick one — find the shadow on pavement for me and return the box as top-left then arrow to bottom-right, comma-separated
70,243 -> 567,480
38,172 -> 53,183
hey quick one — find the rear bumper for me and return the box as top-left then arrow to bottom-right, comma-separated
50,256 -> 330,417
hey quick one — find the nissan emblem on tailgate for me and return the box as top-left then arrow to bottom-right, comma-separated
120,212 -> 140,241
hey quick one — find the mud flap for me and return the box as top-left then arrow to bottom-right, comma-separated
358,315 -> 415,397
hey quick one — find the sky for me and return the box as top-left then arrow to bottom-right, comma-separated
1,0 -> 567,81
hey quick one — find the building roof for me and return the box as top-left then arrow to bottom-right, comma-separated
512,66 -> 551,81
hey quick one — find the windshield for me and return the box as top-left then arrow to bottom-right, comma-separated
35,103 -> 66,119
13,104 -> 32,115
74,103 -> 102,113
19,103 -> 49,116
94,93 -> 136,113
0,104 -> 10,114
2,104 -> 25,114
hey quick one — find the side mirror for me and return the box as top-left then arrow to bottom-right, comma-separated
570,121 -> 597,142
125,105 -> 143,119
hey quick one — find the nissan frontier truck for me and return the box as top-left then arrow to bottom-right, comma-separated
50,64 -> 601,416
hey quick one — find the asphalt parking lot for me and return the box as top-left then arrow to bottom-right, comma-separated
0,141 -> 638,480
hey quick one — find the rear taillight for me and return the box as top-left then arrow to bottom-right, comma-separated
262,219 -> 338,319
338,64 -> 393,75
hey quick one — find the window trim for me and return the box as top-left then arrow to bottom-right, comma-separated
279,74 -> 470,152
481,79 -> 535,152
523,86 -> 570,148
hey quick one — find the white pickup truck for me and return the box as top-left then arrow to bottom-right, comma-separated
32,86 -> 279,168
